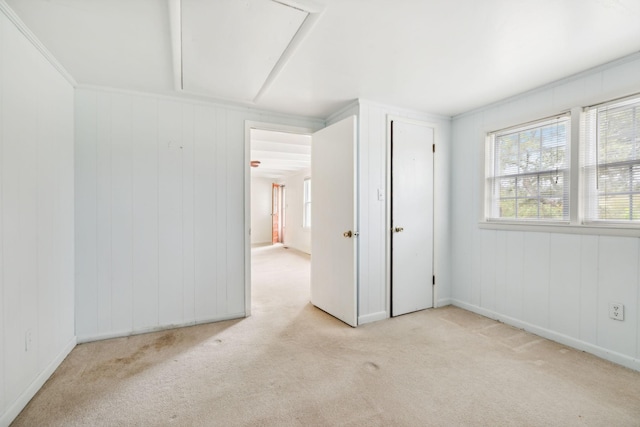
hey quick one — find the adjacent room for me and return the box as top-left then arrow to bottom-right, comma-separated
1,0 -> 640,425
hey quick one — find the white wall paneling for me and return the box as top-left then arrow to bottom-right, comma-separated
451,54 -> 640,371
76,87 -> 324,342
0,8 -> 75,426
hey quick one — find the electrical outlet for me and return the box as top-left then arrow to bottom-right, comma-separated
609,303 -> 624,321
25,329 -> 33,351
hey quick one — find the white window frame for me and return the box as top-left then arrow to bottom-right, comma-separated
484,113 -> 572,224
582,94 -> 640,226
480,93 -> 640,237
303,177 -> 311,229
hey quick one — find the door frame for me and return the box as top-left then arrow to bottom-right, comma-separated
244,121 -> 315,316
385,115 -> 439,316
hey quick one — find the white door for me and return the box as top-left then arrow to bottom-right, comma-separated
391,119 -> 434,316
311,115 -> 358,327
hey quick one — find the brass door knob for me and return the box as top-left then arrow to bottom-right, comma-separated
394,227 -> 404,232
343,230 -> 353,238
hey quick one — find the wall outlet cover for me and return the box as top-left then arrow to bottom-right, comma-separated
609,303 -> 624,321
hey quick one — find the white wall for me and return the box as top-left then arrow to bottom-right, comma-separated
0,8 -> 75,427
328,100 -> 452,325
281,168 -> 311,254
450,53 -> 640,370
250,176 -> 274,245
75,87 -> 323,342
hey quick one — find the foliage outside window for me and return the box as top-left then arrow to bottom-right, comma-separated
303,177 -> 311,228
583,95 -> 640,222
486,115 -> 570,222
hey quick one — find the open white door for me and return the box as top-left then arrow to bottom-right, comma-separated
311,115 -> 358,327
391,119 -> 434,316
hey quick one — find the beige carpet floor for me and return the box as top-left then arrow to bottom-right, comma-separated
12,244 -> 640,426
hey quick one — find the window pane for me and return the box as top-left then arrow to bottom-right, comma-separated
540,174 -> 563,198
498,177 -> 516,198
517,176 -> 538,198
499,199 -> 515,218
518,129 -> 541,173
598,195 -> 630,220
487,115 -> 569,222
540,198 -> 563,219
517,198 -> 539,218
598,165 -> 630,194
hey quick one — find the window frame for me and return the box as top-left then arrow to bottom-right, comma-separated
582,94 -> 640,225
484,113 -> 572,224
479,93 -> 640,237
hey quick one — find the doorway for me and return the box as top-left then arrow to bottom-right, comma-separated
245,122 -> 314,316
389,117 -> 435,317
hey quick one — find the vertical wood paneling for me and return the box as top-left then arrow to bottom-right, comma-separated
181,104 -> 196,322
0,11 -> 5,413
226,111 -> 245,313
215,107 -> 228,315
358,103 -> 370,316
158,100 -> 184,325
579,235 -> 599,345
36,56 -> 57,363
371,106 -> 386,313
1,11 -> 75,424
504,231 -> 524,319
56,78 -> 75,345
74,91 -> 98,337
0,14 -> 7,414
75,88 -> 323,339
597,237 -> 638,356
110,94 -> 133,333
480,230 -> 497,310
548,234 -> 581,337
194,105 -> 217,320
132,96 -> 159,330
95,94 -> 112,333
494,231 -> 508,314
522,233 -> 550,327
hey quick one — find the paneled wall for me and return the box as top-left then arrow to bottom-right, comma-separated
75,87 -> 323,342
250,176 -> 275,245
451,54 -> 640,370
281,168 -> 311,254
346,100 -> 451,324
0,9 -> 75,427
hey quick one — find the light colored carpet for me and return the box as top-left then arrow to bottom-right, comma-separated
12,245 -> 640,426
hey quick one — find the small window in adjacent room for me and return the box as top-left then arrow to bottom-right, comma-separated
583,94 -> 640,223
485,114 -> 571,222
303,177 -> 311,228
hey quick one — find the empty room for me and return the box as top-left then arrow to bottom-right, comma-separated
1,0 -> 640,425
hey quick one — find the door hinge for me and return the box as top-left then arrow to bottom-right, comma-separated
432,275 -> 435,285
432,144 -> 435,153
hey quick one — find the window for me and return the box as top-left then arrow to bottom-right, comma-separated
486,114 -> 571,222
303,177 -> 311,228
583,95 -> 640,222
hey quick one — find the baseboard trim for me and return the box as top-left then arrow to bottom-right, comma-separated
358,311 -> 388,325
450,299 -> 640,372
436,298 -> 453,308
77,312 -> 246,344
1,336 -> 77,427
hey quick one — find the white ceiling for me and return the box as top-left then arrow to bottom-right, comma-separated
250,129 -> 311,180
6,0 -> 640,118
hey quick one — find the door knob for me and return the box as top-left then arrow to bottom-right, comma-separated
343,230 -> 353,238
394,227 -> 404,233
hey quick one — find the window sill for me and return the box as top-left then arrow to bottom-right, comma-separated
479,220 -> 640,237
